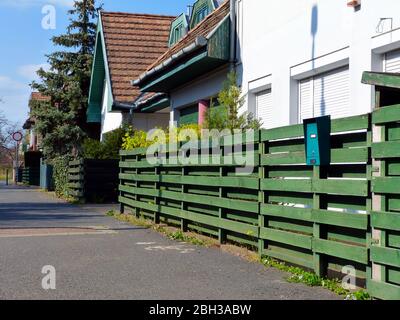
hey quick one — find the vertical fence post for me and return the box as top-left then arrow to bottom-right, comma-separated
180,167 -> 187,232
312,166 -> 327,277
119,152 -> 125,214
371,88 -> 386,286
258,136 -> 266,257
218,166 -> 226,244
154,165 -> 160,224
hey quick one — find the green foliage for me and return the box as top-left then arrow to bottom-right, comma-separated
122,124 -> 201,150
168,230 -> 206,246
82,126 -> 127,159
261,257 -> 371,300
204,71 -> 262,132
51,155 -> 71,198
31,0 -> 102,159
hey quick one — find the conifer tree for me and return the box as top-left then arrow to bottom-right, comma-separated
31,0 -> 102,159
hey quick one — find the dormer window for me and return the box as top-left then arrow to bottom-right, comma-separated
190,0 -> 216,29
168,13 -> 189,47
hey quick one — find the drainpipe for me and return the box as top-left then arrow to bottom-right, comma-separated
230,0 -> 236,71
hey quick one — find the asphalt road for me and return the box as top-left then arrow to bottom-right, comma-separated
0,182 -> 340,300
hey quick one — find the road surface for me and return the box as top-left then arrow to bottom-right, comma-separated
0,182 -> 340,300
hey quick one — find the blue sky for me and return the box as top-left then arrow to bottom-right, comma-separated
0,0 -> 189,124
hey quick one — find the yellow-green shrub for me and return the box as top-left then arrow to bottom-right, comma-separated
122,124 -> 201,150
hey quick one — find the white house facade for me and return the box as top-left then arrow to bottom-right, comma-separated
236,0 -> 400,129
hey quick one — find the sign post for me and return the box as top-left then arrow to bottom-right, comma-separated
12,132 -> 23,185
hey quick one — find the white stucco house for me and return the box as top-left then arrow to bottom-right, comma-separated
236,0 -> 400,129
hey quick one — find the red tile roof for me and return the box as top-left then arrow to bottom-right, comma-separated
145,0 -> 230,73
100,12 -> 175,103
30,92 -> 50,102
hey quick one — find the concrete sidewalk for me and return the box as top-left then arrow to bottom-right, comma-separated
0,183 -> 340,300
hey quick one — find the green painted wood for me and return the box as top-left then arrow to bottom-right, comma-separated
261,178 -> 368,196
371,211 -> 400,231
312,179 -> 369,196
261,179 -> 312,193
362,71 -> 400,89
312,238 -> 368,264
372,104 -> 400,124
371,245 -> 400,268
262,248 -> 314,269
372,141 -> 400,158
331,114 -> 370,132
261,125 -> 303,142
367,279 -> 400,300
160,175 -> 259,189
268,219 -> 313,234
259,227 -> 312,249
261,147 -> 368,165
260,204 -> 312,222
312,209 -> 369,230
120,185 -> 259,213
120,148 -> 147,156
372,177 -> 400,194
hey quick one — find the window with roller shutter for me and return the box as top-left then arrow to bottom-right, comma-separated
256,89 -> 275,129
298,66 -> 350,122
385,49 -> 400,73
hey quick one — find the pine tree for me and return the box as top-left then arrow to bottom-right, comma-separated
31,0 -> 102,159
204,71 -> 262,132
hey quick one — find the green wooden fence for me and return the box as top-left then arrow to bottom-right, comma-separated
118,106 -> 400,299
68,159 -> 119,203
22,167 -> 40,186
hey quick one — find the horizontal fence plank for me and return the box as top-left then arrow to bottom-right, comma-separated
367,279 -> 400,300
370,246 -> 400,268
372,177 -> 400,194
260,227 -> 312,249
119,173 -> 259,189
312,239 -> 368,265
372,142 -> 400,159
372,104 -> 400,124
261,178 -> 312,193
262,249 -> 314,269
260,204 -> 313,222
371,211 -> 400,231
312,209 -> 369,230
261,178 -> 368,196
261,147 -> 368,166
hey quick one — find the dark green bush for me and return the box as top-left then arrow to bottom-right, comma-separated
51,155 -> 71,198
82,126 -> 127,159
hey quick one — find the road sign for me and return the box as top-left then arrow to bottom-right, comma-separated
12,131 -> 23,142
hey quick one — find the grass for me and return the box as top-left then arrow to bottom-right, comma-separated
106,209 -> 371,300
261,257 -> 371,300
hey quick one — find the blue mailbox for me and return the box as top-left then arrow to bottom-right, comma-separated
303,115 -> 331,166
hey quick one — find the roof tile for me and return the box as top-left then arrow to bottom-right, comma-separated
101,12 -> 175,103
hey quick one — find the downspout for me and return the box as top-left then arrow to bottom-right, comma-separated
230,0 -> 236,71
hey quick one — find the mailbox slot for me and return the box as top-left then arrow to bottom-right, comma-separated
303,116 -> 331,166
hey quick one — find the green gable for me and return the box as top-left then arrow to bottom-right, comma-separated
190,0 -> 216,29
169,13 -> 189,47
87,15 -> 113,123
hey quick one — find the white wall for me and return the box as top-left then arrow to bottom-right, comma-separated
131,112 -> 170,131
101,80 -> 122,140
238,0 -> 400,128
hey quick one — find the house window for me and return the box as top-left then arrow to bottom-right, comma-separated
191,4 -> 210,28
179,105 -> 199,126
298,66 -> 350,122
385,49 -> 400,72
255,89 -> 274,129
169,24 -> 184,46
